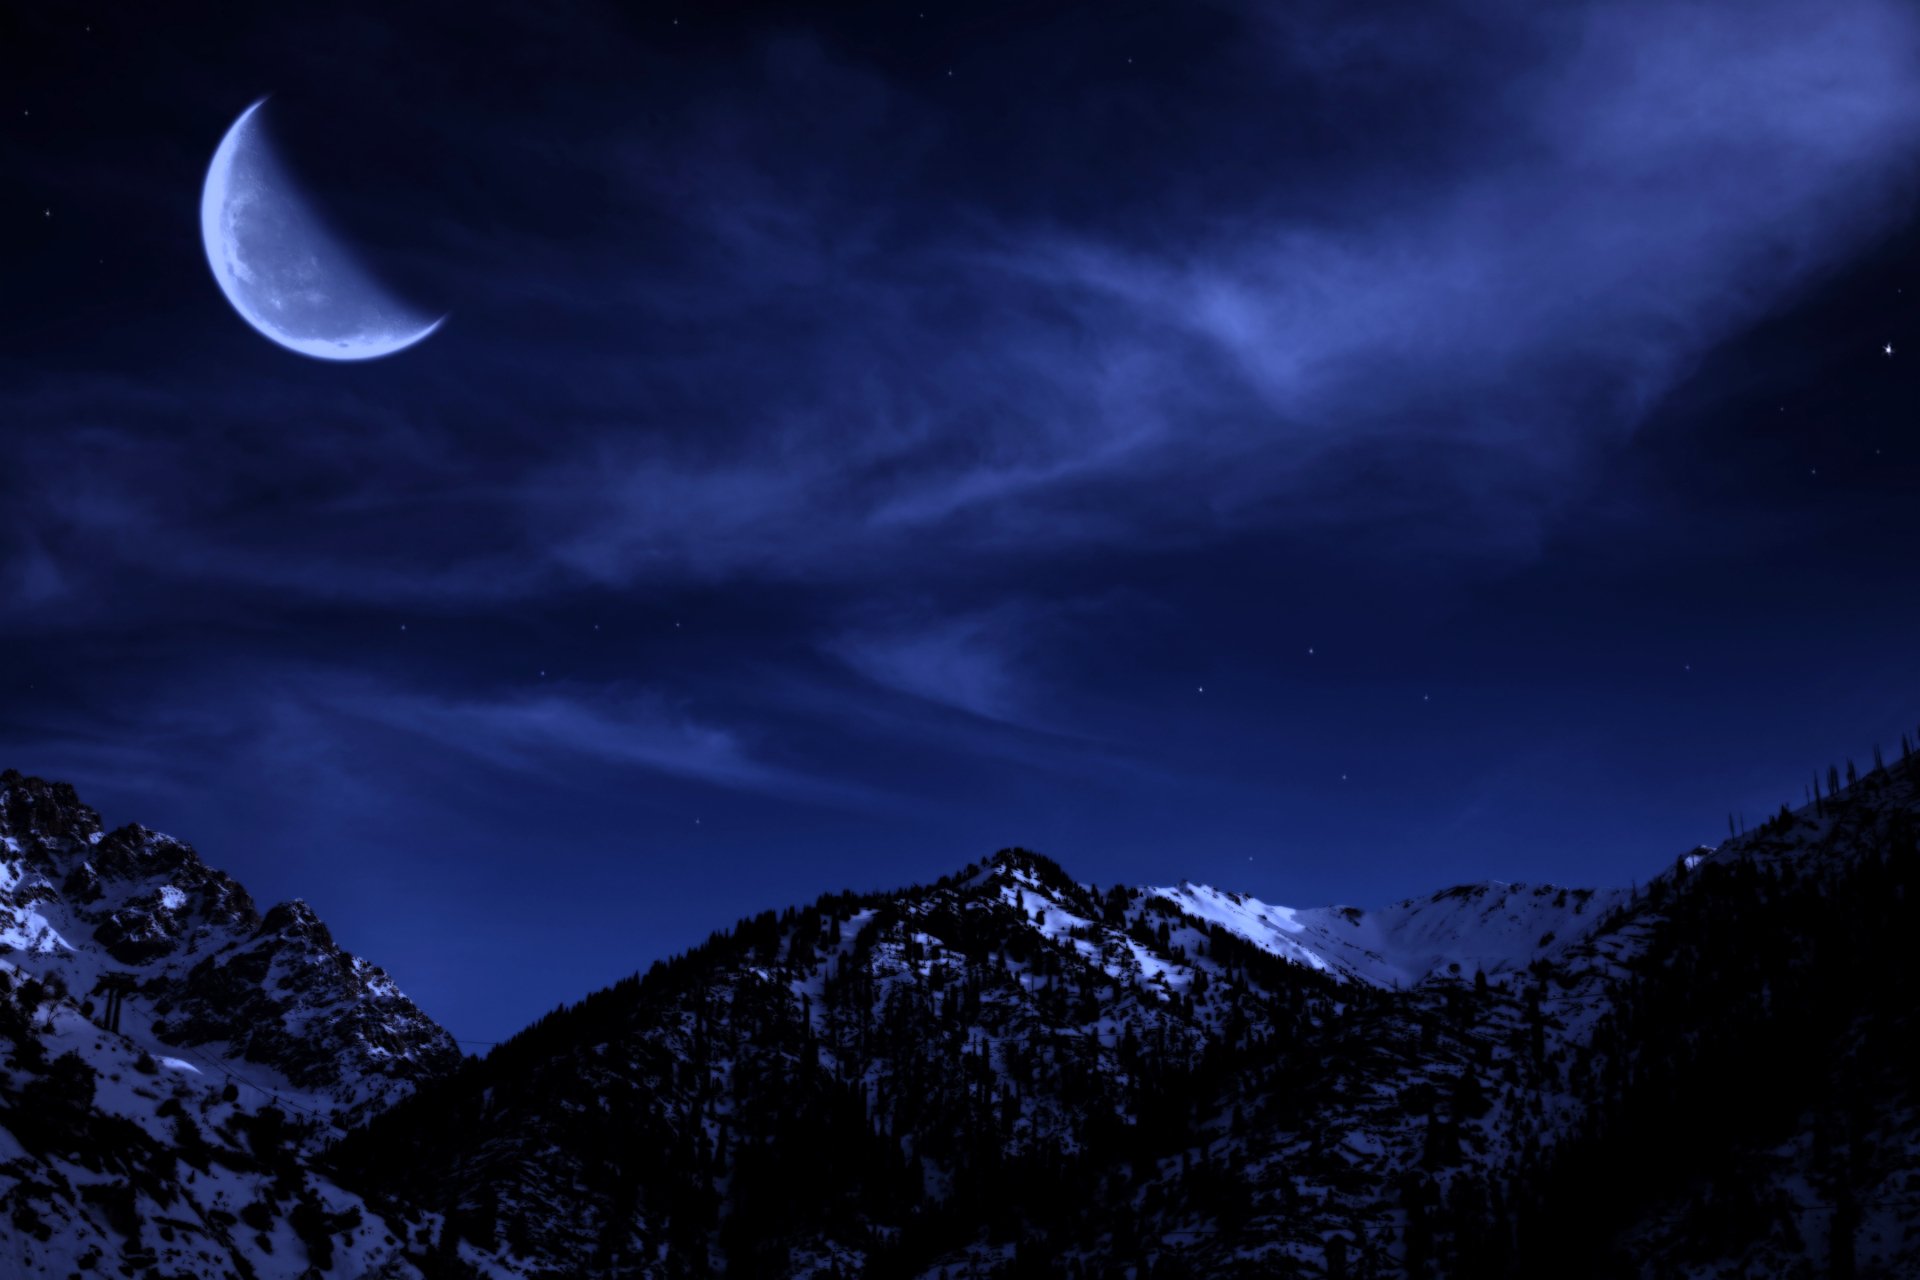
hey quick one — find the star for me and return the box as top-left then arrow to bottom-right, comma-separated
399,624 -> 408,632
1422,694 -> 1430,702
1885,342 -> 1895,357
1197,686 -> 1204,693
538,669 -> 547,678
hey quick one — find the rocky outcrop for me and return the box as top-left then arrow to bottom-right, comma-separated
0,769 -> 459,1127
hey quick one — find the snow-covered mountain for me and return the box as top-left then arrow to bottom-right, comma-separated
0,953 -> 443,1279
329,742 -> 1920,1278
0,769 -> 462,1279
0,769 -> 459,1125
1146,878 -> 1630,988
8,742 -> 1920,1278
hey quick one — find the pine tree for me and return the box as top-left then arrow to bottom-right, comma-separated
1830,1188 -> 1859,1280
1326,1232 -> 1350,1280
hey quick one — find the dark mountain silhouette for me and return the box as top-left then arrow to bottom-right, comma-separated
5,736 -> 1919,1277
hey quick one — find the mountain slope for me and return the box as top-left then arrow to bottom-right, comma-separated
0,956 -> 446,1279
6,741 -> 1918,1278
325,850 -> 1645,1274
1498,768 -> 1920,1278
0,769 -> 470,1279
334,744 -> 1920,1279
1146,878 -> 1630,988
0,769 -> 459,1126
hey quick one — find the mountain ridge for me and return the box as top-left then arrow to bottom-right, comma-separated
1,767 -> 460,1126
333,745 -> 1920,1277
1,767 -> 468,1278
4,741 -> 1918,1277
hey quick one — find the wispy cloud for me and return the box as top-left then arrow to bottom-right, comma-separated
827,603 -> 1037,725
341,681 -> 880,807
1006,0 -> 1920,500
0,665 -> 882,817
6,0 -> 1918,615
495,0 -> 1920,589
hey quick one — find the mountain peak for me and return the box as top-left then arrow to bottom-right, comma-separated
0,768 -> 103,846
1146,874 -> 1630,988
971,845 -> 1084,898
1,769 -> 458,1124
260,896 -> 329,936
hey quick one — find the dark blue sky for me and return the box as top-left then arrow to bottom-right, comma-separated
4,0 -> 1920,1043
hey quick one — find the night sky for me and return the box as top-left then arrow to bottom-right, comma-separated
5,0 -> 1920,1045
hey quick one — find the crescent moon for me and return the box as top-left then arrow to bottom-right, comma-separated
200,99 -> 443,361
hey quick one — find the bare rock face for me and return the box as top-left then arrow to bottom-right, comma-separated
0,768 -> 468,1279
0,768 -> 459,1127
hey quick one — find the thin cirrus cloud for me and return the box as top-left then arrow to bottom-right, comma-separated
826,606 -> 1036,726
0,665 -> 878,815
516,0 -> 1920,591
999,0 -> 1920,489
5,0 -> 1919,621
308,675 -> 889,810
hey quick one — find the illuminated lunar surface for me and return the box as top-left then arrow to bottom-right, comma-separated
200,99 -> 442,360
